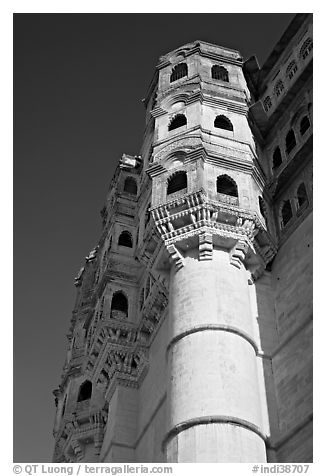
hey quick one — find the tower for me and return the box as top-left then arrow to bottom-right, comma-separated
53,14 -> 312,463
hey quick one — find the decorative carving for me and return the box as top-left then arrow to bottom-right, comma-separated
166,244 -> 184,270
119,153 -> 142,169
70,439 -> 84,461
199,231 -> 213,260
85,246 -> 99,263
74,267 -> 85,287
154,137 -> 201,163
229,239 -> 249,269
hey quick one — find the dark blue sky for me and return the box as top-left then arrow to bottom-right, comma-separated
14,13 -> 296,462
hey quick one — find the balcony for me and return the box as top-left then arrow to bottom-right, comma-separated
152,190 -> 259,244
54,406 -> 108,463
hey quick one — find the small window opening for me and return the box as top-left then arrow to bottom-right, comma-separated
77,380 -> 92,402
111,291 -> 128,319
211,65 -> 229,82
286,60 -> 298,80
275,80 -> 284,97
297,183 -> 308,208
214,115 -> 233,131
170,63 -> 188,83
259,196 -> 267,219
216,175 -> 238,197
263,96 -> 272,112
167,171 -> 187,195
300,116 -> 310,136
168,114 -> 187,131
118,231 -> 133,248
300,38 -> 313,60
272,147 -> 282,169
281,200 -> 293,228
123,177 -> 137,195
286,129 -> 296,154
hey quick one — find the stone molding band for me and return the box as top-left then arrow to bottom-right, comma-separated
166,324 -> 259,355
162,415 -> 267,449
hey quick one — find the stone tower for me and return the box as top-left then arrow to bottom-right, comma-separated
53,14 -> 312,463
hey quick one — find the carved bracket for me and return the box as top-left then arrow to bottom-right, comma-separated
229,239 -> 249,269
199,231 -> 213,260
166,244 -> 184,270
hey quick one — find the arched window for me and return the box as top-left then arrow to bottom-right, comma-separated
216,175 -> 238,197
272,147 -> 282,169
297,183 -> 308,208
300,115 -> 311,136
167,171 -> 187,195
168,114 -> 187,131
281,200 -> 293,228
274,80 -> 284,97
285,129 -> 296,154
286,60 -> 298,80
259,196 -> 267,219
111,291 -> 128,319
170,63 -> 188,83
123,177 -> 137,195
118,231 -> 133,248
263,96 -> 272,112
211,65 -> 229,82
300,38 -> 313,60
77,380 -> 92,402
214,115 -> 233,131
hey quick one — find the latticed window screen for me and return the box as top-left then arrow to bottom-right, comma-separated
211,65 -> 229,82
286,60 -> 298,80
167,171 -> 187,195
170,63 -> 188,82
300,38 -> 313,60
168,114 -> 187,131
275,80 -> 284,97
216,175 -> 238,197
263,96 -> 272,112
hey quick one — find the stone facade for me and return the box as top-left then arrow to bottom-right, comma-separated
53,13 -> 312,463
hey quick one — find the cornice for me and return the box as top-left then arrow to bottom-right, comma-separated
156,43 -> 242,70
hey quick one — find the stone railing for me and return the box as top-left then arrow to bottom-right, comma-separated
152,190 -> 259,242
75,400 -> 90,414
216,192 -> 239,206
